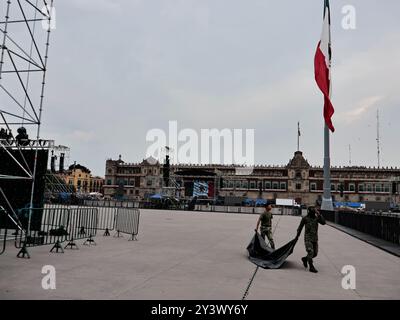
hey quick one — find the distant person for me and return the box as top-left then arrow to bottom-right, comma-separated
255,204 -> 275,249
296,206 -> 326,273
0,128 -> 6,139
15,127 -> 29,146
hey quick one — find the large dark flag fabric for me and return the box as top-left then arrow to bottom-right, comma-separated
247,232 -> 298,269
314,0 -> 335,132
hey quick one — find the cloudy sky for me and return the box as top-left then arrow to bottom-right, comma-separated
36,0 -> 400,176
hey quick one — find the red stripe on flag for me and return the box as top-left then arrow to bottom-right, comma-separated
314,42 -> 335,132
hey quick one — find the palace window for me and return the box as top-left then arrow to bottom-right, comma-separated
358,184 -> 365,192
243,181 -> 248,189
366,184 -> 372,192
384,184 -> 390,193
375,184 -> 382,193
296,183 -> 302,190
331,184 -> 336,191
310,183 -> 317,191
264,181 -> 271,189
250,181 -> 256,189
280,182 -> 287,190
235,181 -> 241,189
272,182 -> 279,190
349,184 -> 355,192
229,181 -> 234,188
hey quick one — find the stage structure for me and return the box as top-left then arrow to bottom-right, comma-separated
0,0 -> 56,238
160,148 -> 220,201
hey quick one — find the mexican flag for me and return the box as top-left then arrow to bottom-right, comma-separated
314,0 -> 335,132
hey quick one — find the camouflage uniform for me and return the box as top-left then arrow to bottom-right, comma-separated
297,214 -> 326,263
259,211 -> 275,249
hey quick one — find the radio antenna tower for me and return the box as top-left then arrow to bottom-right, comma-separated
348,144 -> 351,166
376,109 -> 381,168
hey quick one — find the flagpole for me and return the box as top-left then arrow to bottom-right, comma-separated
321,123 -> 333,211
297,122 -> 300,151
320,0 -> 334,211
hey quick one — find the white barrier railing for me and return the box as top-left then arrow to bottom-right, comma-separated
194,205 -> 300,215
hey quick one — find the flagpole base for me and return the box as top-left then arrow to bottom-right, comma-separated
321,197 -> 334,211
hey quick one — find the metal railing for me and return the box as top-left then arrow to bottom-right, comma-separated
66,208 -> 98,241
45,204 -> 116,235
194,205 -> 300,215
0,228 -> 7,255
337,211 -> 400,245
114,208 -> 140,240
14,207 -> 70,248
83,200 -> 138,208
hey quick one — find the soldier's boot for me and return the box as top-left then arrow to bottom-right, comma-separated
308,261 -> 318,273
301,257 -> 308,269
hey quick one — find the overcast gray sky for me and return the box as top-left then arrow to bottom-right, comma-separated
39,0 -> 400,176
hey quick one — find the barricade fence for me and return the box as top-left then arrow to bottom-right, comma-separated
45,204 -> 117,234
0,207 -> 8,255
13,207 -> 99,251
115,208 -> 140,240
66,208 -> 98,242
337,211 -> 400,245
194,205 -> 300,215
15,207 -> 70,248
0,228 -> 7,255
1,203 -> 139,257
83,200 -> 138,208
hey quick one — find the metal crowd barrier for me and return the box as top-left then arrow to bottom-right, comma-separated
195,205 -> 267,214
0,228 -> 6,255
46,204 -> 116,236
65,207 -> 98,248
83,200 -> 137,208
15,207 -> 70,248
89,206 -> 116,236
114,208 -> 140,240
338,211 -> 400,245
0,207 -> 7,255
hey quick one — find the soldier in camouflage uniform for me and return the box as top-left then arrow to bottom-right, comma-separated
296,207 -> 326,273
255,204 -> 275,249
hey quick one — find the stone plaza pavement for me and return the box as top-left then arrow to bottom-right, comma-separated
0,209 -> 399,300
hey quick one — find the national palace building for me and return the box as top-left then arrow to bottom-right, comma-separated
103,151 -> 400,206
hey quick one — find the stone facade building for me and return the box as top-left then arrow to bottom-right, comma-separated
59,164 -> 104,194
103,151 -> 400,206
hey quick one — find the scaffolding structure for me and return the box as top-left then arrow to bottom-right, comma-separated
0,0 -> 55,232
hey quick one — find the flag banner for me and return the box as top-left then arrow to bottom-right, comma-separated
247,232 -> 298,269
314,0 -> 335,132
193,181 -> 208,197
